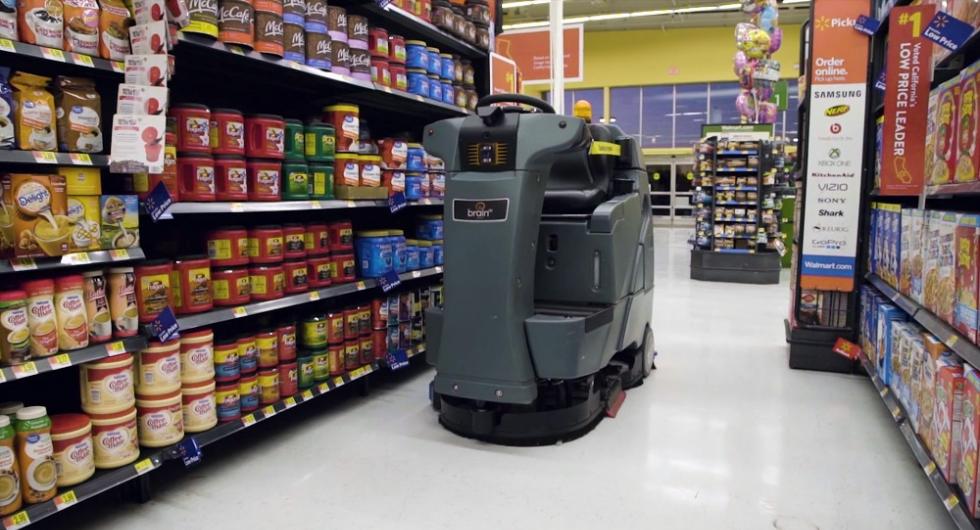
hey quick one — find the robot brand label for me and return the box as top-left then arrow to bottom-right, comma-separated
452,199 -> 509,222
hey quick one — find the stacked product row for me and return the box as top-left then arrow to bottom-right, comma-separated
0,0 -> 133,59
0,279 -> 442,515
183,1 -> 479,109
1,171 -> 140,258
860,288 -> 980,517
0,268 -> 140,366
402,0 -> 494,50
869,203 -> 980,344
0,70 -> 104,153
355,214 -> 442,278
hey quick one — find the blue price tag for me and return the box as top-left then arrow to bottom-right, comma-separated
378,269 -> 401,293
178,437 -> 201,467
854,15 -> 880,35
386,349 -> 409,370
145,307 -> 180,342
144,181 -> 173,222
923,11 -> 975,51
377,0 -> 392,7
388,191 -> 407,213
875,69 -> 887,91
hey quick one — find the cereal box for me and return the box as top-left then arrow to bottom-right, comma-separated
932,357 -> 964,483
925,90 -> 939,185
6,174 -> 69,258
908,332 -> 927,430
908,209 -> 925,303
931,78 -> 960,186
876,304 -> 906,386
900,209 -> 914,295
956,214 -> 980,343
938,212 -> 961,325
958,366 -> 980,517
924,210 -> 944,313
956,62 -> 980,183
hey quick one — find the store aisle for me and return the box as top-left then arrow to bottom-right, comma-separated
51,227 -> 951,530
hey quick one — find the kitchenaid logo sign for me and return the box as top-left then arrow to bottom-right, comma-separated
453,198 -> 509,222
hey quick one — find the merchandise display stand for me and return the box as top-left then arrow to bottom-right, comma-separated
690,136 -> 782,284
0,0 -> 493,525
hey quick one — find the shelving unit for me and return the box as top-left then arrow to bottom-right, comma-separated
0,39 -> 123,73
0,151 -> 110,167
161,198 -> 442,216
0,248 -> 145,275
691,137 -> 781,284
0,336 -> 147,385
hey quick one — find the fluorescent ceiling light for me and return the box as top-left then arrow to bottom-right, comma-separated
502,0 -> 810,29
501,0 -> 549,8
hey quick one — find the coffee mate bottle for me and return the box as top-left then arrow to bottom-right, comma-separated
0,415 -> 22,516
22,279 -> 58,357
54,275 -> 89,351
15,406 -> 56,504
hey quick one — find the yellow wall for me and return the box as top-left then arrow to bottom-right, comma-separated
524,24 -> 802,93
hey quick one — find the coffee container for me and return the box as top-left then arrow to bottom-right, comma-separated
218,0 -> 254,48
283,20 -> 305,62
186,0 -> 220,37
305,30 -> 331,69
254,0 -> 284,56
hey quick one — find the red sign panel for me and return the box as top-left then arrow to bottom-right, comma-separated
490,52 -> 518,94
881,4 -> 936,195
496,25 -> 583,84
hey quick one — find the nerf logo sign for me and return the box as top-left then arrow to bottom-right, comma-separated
453,198 -> 509,222
824,104 -> 850,117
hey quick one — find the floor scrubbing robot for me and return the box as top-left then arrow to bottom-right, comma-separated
422,94 -> 655,445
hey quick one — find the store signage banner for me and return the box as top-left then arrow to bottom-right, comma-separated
799,0 -> 871,292
496,25 -> 583,84
489,52 -> 518,94
924,11 -> 975,51
880,4 -> 935,195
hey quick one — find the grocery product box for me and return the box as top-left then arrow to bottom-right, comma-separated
3,174 -> 70,257
956,214 -> 980,343
957,62 -> 980,183
931,78 -> 960,186
917,342 -> 940,437
900,209 -> 914,294
958,366 -> 980,517
66,195 -> 101,251
99,195 -> 140,249
889,322 -> 912,406
908,332 -> 927,430
868,204 -> 879,275
887,204 -> 903,288
907,209 -> 925,302
925,90 -> 939,187
932,357 -> 964,484
876,304 -> 907,386
938,212 -> 961,325
924,210 -> 944,312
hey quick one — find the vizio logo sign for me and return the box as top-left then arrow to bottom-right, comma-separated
817,182 -> 848,191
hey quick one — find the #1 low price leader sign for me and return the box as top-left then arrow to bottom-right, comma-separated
880,4 -> 936,195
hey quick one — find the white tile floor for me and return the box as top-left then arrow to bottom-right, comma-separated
51,227 -> 953,530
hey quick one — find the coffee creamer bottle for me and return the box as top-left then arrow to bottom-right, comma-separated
0,414 -> 21,515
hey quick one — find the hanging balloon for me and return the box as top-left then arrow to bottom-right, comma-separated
758,4 -> 778,34
736,89 -> 757,119
733,50 -> 749,75
744,28 -> 771,59
755,84 -> 773,101
740,0 -> 758,13
735,22 -> 756,49
757,101 -> 778,124
737,62 -> 755,89
768,26 -> 783,54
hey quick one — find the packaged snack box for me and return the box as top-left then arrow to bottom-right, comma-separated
957,62 -> 980,183
931,78 -> 960,185
938,212 -> 961,325
933,357 -> 964,484
66,195 -> 100,251
99,195 -> 139,249
956,214 -> 980,343
958,366 -> 980,517
7,173 -> 69,257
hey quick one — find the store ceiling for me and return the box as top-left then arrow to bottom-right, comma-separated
502,0 -> 811,30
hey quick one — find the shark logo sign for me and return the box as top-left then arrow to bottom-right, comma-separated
453,198 -> 509,222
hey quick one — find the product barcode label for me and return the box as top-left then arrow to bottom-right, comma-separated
0,39 -> 15,52
308,291 -> 320,301
232,307 -> 248,318
133,458 -> 154,475
242,414 -> 256,427
319,383 -> 330,393
310,201 -> 321,208
105,341 -> 126,355
111,61 -> 124,73
284,397 -> 297,408
229,203 -> 245,212
109,249 -> 130,260
332,377 -> 344,387
411,271 -> 421,278
944,494 -> 959,510
61,252 -> 91,265
11,362 -> 38,379
9,258 -> 36,271
355,281 -> 366,290
67,153 -> 92,165
48,354 -> 72,370
3,510 -> 30,529
923,461 -> 937,475
71,53 -> 93,67
301,390 -> 313,400
262,405 -> 276,417
54,490 -> 78,510
31,151 -> 58,164
40,47 -> 65,61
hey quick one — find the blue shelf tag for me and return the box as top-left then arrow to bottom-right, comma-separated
178,437 -> 201,467
376,0 -> 392,7
854,15 -> 880,36
144,181 -> 173,222
388,191 -> 407,213
379,269 -> 401,293
924,11 -> 975,51
387,349 -> 409,370
875,69 -> 887,91
145,307 -> 180,342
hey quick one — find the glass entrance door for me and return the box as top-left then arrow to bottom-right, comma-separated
647,155 -> 695,226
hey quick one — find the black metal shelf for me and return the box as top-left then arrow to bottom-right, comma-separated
0,150 -> 109,167
858,354 -> 980,530
0,335 -> 147,386
926,181 -> 980,197
353,1 -> 487,59
163,198 -> 442,216
0,248 -> 145,275
866,273 -> 980,368
0,39 -> 123,73
174,33 -> 469,121
176,266 -> 444,330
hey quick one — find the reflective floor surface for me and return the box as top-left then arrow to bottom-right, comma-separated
42,227 -> 952,530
